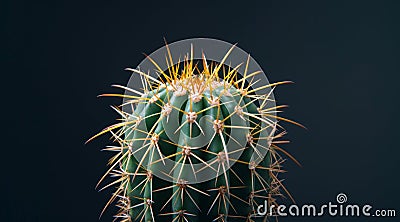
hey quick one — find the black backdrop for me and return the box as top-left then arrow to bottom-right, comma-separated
3,0 -> 400,221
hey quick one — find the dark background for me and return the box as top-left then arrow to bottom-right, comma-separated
3,0 -> 400,221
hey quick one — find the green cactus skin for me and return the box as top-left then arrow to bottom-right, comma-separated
88,47 -> 302,222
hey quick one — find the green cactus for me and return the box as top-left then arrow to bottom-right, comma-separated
88,44 -> 302,222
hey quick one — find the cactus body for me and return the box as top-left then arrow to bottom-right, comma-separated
89,45 -> 301,222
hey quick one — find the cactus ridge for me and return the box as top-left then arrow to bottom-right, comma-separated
88,45 -> 303,222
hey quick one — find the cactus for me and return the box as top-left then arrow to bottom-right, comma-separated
88,44 -> 302,222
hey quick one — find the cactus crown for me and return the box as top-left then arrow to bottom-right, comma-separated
88,44 -> 302,221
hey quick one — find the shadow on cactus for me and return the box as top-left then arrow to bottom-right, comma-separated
87,40 -> 304,222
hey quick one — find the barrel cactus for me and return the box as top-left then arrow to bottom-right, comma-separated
88,42 -> 302,221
